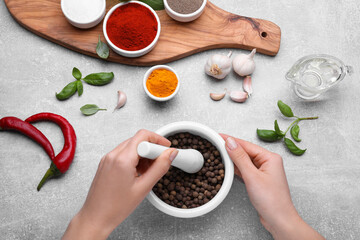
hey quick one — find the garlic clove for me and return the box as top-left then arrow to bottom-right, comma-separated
205,51 -> 232,80
233,49 -> 256,77
113,90 -> 127,112
210,89 -> 227,101
249,48 -> 256,58
230,91 -> 248,103
243,76 -> 253,96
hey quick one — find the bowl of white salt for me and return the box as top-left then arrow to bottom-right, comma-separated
61,0 -> 106,29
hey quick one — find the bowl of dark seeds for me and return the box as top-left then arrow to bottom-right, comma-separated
163,0 -> 207,22
147,121 -> 234,218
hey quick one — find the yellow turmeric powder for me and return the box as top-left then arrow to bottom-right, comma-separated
146,69 -> 178,98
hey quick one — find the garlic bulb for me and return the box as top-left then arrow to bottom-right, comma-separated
205,51 -> 232,79
243,76 -> 253,96
113,90 -> 127,112
210,89 -> 227,101
230,91 -> 248,103
233,49 -> 256,76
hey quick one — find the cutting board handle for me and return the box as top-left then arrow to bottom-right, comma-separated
193,2 -> 281,56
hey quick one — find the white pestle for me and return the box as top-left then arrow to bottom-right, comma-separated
137,141 -> 204,174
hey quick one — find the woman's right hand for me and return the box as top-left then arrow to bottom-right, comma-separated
221,134 -> 324,240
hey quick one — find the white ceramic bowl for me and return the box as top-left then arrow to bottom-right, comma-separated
147,121 -> 234,218
103,1 -> 161,58
61,0 -> 106,29
164,0 -> 207,22
143,65 -> 180,101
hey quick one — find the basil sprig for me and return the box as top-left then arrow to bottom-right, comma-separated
83,72 -> 114,86
56,81 -> 77,100
119,0 -> 164,10
76,80 -> 84,96
139,0 -> 164,10
290,124 -> 301,142
80,104 -> 107,116
72,67 -> 82,80
96,36 -> 109,59
284,138 -> 306,156
274,120 -> 284,137
257,129 -> 282,142
277,100 -> 294,117
55,67 -> 114,100
257,100 -> 318,156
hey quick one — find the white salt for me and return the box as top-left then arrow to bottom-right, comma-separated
62,0 -> 104,23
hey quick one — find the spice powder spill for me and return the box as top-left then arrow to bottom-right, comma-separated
106,3 -> 158,51
167,0 -> 204,14
146,69 -> 178,98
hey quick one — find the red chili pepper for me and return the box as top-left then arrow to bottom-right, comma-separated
0,116 -> 55,161
26,113 -> 77,191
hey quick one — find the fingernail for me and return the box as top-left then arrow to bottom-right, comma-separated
169,149 -> 179,162
226,137 -> 238,150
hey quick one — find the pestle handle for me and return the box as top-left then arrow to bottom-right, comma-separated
137,141 -> 204,174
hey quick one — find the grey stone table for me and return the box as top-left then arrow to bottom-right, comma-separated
1,0 -> 359,239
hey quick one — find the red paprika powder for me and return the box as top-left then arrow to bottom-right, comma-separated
106,3 -> 158,51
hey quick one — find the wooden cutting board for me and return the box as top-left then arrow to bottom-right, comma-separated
4,0 -> 281,66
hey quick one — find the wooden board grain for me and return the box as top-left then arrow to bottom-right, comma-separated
4,0 -> 281,66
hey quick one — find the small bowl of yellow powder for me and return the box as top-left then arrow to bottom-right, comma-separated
144,65 -> 180,101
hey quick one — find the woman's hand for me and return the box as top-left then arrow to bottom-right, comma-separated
221,134 -> 324,240
63,130 -> 178,240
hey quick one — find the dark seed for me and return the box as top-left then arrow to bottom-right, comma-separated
176,194 -> 183,201
167,182 -> 175,191
162,193 -> 169,200
205,191 -> 211,198
172,139 -> 179,146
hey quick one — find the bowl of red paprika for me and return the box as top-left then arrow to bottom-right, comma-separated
103,1 -> 161,58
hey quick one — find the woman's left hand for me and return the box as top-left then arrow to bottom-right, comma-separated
63,129 -> 178,240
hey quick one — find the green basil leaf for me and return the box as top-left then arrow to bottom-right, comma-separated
72,67 -> 82,80
139,0 -> 164,10
96,36 -> 109,59
118,0 -> 164,11
80,104 -> 107,116
77,80 -> 83,96
257,129 -> 283,142
277,100 -> 294,118
290,124 -> 301,142
274,120 -> 284,136
56,81 -> 77,100
83,72 -> 114,86
284,138 -> 306,156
